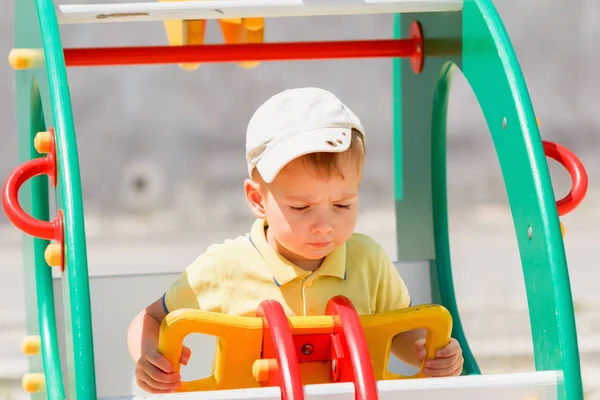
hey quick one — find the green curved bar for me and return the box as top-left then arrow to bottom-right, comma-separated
34,0 -> 97,398
430,61 -> 481,376
461,1 -> 582,398
30,80 -> 66,400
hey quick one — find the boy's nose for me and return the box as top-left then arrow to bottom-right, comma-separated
311,216 -> 333,235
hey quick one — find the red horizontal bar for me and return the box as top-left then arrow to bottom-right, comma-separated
63,39 -> 418,67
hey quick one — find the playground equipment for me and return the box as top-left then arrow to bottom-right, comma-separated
1,0 -> 590,399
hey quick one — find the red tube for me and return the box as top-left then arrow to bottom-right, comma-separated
543,140 -> 588,216
63,39 -> 419,67
256,300 -> 304,400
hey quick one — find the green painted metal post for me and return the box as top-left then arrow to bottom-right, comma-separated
394,0 -> 583,398
14,0 -> 97,398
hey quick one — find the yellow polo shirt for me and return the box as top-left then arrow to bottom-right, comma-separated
163,219 -> 410,317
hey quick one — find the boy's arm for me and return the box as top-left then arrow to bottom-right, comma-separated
127,297 -> 167,363
129,254 -> 219,362
128,296 -> 191,393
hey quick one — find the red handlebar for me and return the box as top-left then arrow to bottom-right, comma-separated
326,296 -> 379,400
1,130 -> 61,241
256,300 -> 304,400
543,140 -> 588,216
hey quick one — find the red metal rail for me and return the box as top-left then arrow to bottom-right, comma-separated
63,38 -> 420,67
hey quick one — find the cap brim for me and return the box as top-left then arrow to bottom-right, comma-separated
256,127 -> 352,183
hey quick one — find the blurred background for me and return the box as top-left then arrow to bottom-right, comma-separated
0,0 -> 599,399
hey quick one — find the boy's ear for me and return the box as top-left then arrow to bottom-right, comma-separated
244,179 -> 266,219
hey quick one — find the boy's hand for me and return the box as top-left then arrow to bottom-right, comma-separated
414,338 -> 463,377
136,345 -> 192,393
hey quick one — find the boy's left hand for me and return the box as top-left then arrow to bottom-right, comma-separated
414,337 -> 463,377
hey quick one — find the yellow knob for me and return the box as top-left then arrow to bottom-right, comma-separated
44,244 -> 62,267
21,336 -> 41,355
22,373 -> 45,393
252,359 -> 277,383
8,49 -> 43,70
560,221 -> 565,237
34,131 -> 52,154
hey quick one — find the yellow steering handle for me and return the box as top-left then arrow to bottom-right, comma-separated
157,304 -> 453,392
360,304 -> 453,380
157,309 -> 264,392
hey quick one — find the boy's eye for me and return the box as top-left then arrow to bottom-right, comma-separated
335,204 -> 351,210
290,206 -> 309,212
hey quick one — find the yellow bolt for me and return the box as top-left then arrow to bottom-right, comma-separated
8,49 -> 44,70
22,373 -> 45,393
44,244 -> 62,268
34,131 -> 52,154
21,336 -> 41,356
560,221 -> 566,237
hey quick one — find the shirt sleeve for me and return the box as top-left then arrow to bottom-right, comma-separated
375,248 -> 411,313
163,252 -> 223,313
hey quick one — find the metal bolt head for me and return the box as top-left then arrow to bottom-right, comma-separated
301,343 -> 314,355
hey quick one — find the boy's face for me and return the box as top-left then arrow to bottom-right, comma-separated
253,156 -> 361,268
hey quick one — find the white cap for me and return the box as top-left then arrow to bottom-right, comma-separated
246,87 -> 365,183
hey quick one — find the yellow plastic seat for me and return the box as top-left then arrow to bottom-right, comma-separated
159,0 -> 264,70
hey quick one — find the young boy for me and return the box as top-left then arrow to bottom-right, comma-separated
127,87 -> 463,394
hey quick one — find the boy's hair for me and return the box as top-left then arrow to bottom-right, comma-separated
252,128 -> 365,183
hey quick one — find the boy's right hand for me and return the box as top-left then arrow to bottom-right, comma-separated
135,345 -> 192,393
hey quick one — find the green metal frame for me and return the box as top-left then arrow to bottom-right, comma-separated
10,0 -> 582,399
393,1 -> 583,399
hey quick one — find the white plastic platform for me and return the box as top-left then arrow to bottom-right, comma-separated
56,0 -> 464,25
103,371 -> 560,400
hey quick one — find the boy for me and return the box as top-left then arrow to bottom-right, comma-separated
127,87 -> 463,394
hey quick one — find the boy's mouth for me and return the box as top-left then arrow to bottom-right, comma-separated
308,242 -> 331,248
